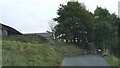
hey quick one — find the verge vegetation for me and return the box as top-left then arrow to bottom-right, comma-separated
104,55 -> 119,68
2,35 -> 82,66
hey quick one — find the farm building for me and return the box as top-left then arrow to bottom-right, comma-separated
0,23 -> 22,36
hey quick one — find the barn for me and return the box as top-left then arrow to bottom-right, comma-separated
0,23 -> 22,36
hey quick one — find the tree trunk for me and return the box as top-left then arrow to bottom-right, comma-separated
103,42 -> 105,53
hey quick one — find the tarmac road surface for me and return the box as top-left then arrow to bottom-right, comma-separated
62,55 -> 110,68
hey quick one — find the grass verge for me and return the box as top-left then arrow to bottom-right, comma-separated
2,36 -> 83,66
2,40 -> 63,66
52,41 -> 84,57
104,55 -> 119,66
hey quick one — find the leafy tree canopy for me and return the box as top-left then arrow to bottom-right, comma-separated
53,1 -> 94,44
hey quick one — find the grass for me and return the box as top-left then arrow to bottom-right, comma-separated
104,55 -> 119,66
2,40 -> 63,66
64,44 -> 83,56
2,40 -> 82,66
52,40 -> 83,57
2,35 -> 83,66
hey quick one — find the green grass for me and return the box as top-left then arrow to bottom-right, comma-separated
64,44 -> 83,56
2,40 -> 63,66
2,40 -> 83,66
2,35 -> 83,66
52,41 -> 83,57
104,55 -> 119,66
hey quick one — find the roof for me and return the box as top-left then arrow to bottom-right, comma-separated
0,23 -> 22,35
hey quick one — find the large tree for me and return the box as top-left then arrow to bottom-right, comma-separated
53,1 -> 94,47
94,7 -> 119,56
94,7 -> 112,51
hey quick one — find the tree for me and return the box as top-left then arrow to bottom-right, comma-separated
108,14 -> 119,57
48,20 -> 57,40
118,17 -> 120,57
53,1 -> 94,47
94,7 -> 119,56
48,20 -> 56,32
94,7 -> 110,21
94,21 -> 112,52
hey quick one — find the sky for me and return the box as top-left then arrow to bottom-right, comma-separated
0,0 -> 120,34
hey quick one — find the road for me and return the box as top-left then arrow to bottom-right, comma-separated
62,55 -> 110,68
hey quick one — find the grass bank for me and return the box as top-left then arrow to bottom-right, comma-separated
2,40 -> 83,66
2,34 -> 83,66
52,40 -> 84,57
2,40 -> 63,66
104,55 -> 119,66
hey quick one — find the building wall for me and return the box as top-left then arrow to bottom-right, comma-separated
2,29 -> 8,36
0,25 -> 2,37
0,23 -> 22,36
0,29 -> 2,38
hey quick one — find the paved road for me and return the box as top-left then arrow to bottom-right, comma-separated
62,55 -> 110,67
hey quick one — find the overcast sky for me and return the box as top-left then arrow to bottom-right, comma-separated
0,0 -> 120,34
